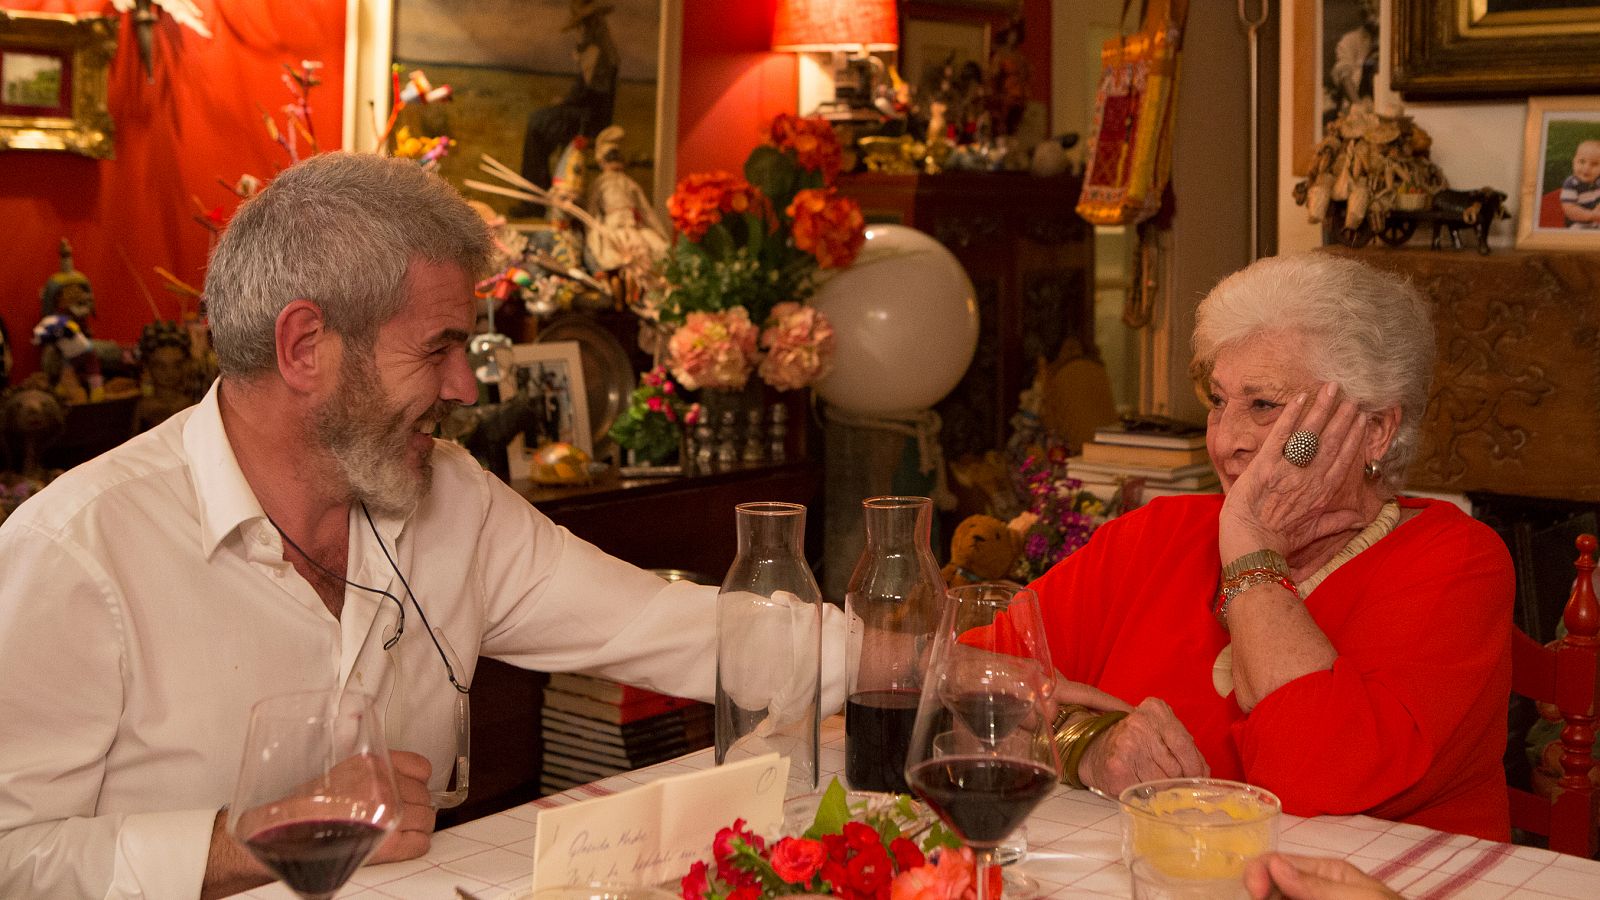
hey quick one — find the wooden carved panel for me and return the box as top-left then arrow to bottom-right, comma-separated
1327,248 -> 1600,501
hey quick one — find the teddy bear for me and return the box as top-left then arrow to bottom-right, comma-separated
941,514 -> 1023,587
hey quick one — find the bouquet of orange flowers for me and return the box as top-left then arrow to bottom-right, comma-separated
649,115 -> 865,392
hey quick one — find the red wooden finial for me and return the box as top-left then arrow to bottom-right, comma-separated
1565,534 -> 1598,644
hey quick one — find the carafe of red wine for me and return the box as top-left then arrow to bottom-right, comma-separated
715,501 -> 823,791
844,496 -> 945,793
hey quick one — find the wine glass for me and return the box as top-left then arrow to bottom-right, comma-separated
904,583 -> 1060,900
228,690 -> 401,900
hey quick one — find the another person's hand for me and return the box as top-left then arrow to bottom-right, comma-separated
1244,853 -> 1401,900
1077,697 -> 1208,797
369,751 -> 436,865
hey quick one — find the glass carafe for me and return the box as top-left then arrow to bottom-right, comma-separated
844,495 -> 945,793
715,501 -> 823,790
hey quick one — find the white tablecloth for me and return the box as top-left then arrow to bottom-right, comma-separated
240,718 -> 1600,899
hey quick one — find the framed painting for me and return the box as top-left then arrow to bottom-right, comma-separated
496,340 -> 593,483
1393,1 -> 1600,99
0,11 -> 115,159
343,0 -> 681,212
1515,96 -> 1600,250
899,16 -> 989,98
1287,0 -> 1377,176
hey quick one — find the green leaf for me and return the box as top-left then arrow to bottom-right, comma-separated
804,777 -> 851,839
921,821 -> 962,853
745,145 -> 799,212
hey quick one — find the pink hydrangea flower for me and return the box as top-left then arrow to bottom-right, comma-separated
758,302 -> 836,391
668,308 -> 760,390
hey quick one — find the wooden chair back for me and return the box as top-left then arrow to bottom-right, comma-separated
1509,533 -> 1599,857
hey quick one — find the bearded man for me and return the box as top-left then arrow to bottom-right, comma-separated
0,154 -> 825,899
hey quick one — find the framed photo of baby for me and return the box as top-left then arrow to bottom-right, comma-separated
1516,96 -> 1600,250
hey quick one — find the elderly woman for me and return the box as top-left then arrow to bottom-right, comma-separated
1039,253 -> 1513,841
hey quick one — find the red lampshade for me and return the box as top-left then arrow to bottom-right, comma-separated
773,0 -> 898,52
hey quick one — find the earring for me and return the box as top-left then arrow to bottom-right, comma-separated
1363,460 -> 1381,480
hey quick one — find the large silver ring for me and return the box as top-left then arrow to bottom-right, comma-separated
1283,430 -> 1319,467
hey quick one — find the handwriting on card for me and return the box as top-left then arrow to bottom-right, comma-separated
532,754 -> 788,893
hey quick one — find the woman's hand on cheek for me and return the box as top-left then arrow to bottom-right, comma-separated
1218,382 -> 1369,562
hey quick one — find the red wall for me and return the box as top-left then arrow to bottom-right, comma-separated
676,0 -> 796,178
0,0 -> 344,380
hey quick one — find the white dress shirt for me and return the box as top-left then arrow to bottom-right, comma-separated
0,382 -> 841,898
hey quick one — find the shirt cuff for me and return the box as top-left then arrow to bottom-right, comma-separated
110,808 -> 217,899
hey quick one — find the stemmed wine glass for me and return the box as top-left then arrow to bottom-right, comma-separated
904,583 -> 1060,900
228,690 -> 401,900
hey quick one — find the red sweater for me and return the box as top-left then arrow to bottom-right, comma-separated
1032,494 -> 1513,841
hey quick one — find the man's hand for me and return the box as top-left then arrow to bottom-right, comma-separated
1244,853 -> 1401,900
370,750 -> 436,864
1077,697 -> 1208,797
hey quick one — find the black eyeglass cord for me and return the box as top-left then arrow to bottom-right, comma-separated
265,503 -> 469,694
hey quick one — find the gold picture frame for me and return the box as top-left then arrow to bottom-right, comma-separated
0,10 -> 115,159
1393,1 -> 1600,100
1515,95 -> 1600,251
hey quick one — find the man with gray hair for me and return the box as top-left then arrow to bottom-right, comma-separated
0,153 -> 832,898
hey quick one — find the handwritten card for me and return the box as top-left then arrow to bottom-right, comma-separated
532,754 -> 789,892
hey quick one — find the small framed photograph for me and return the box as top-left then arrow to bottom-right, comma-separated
899,17 -> 990,99
495,341 -> 593,482
0,11 -> 115,159
1515,96 -> 1600,251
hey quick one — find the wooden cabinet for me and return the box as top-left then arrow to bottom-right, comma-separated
836,172 -> 1096,460
439,461 -> 823,827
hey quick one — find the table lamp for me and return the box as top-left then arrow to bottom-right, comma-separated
772,0 -> 898,119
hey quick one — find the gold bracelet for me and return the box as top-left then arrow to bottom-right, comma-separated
1051,712 -> 1099,780
1051,702 -> 1092,734
1056,710 -> 1128,789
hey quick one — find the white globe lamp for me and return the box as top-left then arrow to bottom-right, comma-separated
810,224 -> 978,416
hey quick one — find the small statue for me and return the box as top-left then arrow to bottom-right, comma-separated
584,125 -> 669,277
34,240 -> 106,402
134,321 -> 198,432
1,374 -> 66,481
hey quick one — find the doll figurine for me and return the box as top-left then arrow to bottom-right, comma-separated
34,240 -> 106,401
584,125 -> 668,277
134,321 -> 198,432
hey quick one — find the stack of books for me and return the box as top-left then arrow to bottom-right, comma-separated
540,673 -> 713,792
1071,420 -> 1220,506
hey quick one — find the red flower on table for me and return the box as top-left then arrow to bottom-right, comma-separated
681,860 -> 711,900
770,836 -> 828,884
888,838 -> 925,873
846,842 -> 894,898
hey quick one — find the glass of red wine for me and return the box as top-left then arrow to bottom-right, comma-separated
228,690 -> 400,900
904,583 -> 1060,900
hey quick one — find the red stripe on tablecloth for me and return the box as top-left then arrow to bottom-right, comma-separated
1418,842 -> 1518,900
1370,829 -> 1454,883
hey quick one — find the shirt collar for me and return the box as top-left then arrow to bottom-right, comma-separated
183,379 -> 271,559
181,379 -> 418,560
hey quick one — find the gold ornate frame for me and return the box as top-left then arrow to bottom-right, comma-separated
1393,1 -> 1600,100
0,11 -> 116,159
